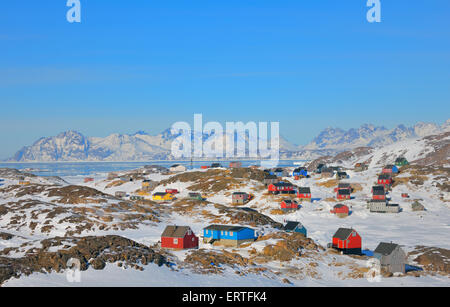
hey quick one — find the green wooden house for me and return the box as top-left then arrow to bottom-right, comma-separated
394,157 -> 409,167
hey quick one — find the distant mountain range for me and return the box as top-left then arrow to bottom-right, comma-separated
7,120 -> 450,162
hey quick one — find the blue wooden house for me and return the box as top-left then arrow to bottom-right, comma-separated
203,225 -> 256,247
282,221 -> 307,237
292,167 -> 308,178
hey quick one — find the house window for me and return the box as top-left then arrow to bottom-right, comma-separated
229,232 -> 233,236
173,238 -> 178,244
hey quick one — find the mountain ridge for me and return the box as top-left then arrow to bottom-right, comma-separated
6,119 -> 450,162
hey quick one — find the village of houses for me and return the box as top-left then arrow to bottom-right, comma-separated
0,155 -> 448,286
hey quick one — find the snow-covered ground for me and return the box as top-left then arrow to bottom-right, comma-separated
0,157 -> 449,286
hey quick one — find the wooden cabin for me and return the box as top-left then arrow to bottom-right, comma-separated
203,225 -> 256,247
331,228 -> 362,255
297,187 -> 312,202
161,226 -> 199,250
282,221 -> 307,236
232,192 -> 250,205
373,242 -> 406,274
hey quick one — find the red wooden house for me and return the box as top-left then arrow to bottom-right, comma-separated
337,189 -> 351,200
377,174 -> 392,188
84,177 -> 94,183
297,187 -> 312,202
165,188 -> 179,194
280,199 -> 299,211
372,186 -> 386,200
330,204 -> 350,217
334,183 -> 351,193
382,165 -> 399,174
331,228 -> 362,255
268,182 -> 294,194
161,225 -> 199,250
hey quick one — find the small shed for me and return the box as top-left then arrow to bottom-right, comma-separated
330,204 -> 350,218
373,242 -> 406,274
282,221 -> 307,237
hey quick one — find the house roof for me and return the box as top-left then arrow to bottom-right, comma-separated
374,242 -> 399,256
293,167 -> 306,172
334,204 -> 348,209
282,221 -> 304,231
153,192 -> 168,196
232,192 -> 248,197
204,225 -> 250,232
282,199 -> 297,204
161,226 -> 191,238
395,157 -> 407,162
338,189 -> 350,195
378,174 -> 392,180
337,172 -> 347,176
333,228 -> 355,240
372,186 -> 385,195
384,164 -> 395,169
298,187 -> 311,194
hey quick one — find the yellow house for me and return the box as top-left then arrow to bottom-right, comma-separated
19,181 -> 31,185
152,192 -> 174,202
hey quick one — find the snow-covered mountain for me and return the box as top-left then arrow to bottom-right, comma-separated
7,120 -> 449,162
303,120 -> 450,151
8,129 -> 295,162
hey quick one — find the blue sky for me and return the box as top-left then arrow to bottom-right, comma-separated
0,0 -> 449,159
